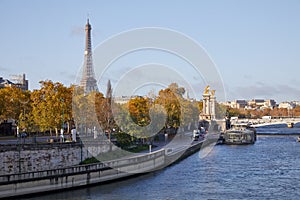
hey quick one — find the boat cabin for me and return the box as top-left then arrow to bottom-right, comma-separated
221,123 -> 256,145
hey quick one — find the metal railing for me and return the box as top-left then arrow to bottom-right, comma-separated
0,149 -> 165,184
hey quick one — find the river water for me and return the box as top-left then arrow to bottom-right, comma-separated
24,127 -> 300,200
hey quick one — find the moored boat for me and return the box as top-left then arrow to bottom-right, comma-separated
219,123 -> 256,145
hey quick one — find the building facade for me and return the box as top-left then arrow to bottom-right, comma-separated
221,99 -> 277,110
278,102 -> 296,109
230,100 -> 247,109
0,74 -> 28,91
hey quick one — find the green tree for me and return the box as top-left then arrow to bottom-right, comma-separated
226,107 -> 241,118
215,103 -> 227,119
180,99 -> 199,130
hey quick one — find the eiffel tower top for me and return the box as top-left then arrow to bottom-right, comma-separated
80,18 -> 98,93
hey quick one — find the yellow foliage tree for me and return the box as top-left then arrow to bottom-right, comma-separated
31,81 -> 73,135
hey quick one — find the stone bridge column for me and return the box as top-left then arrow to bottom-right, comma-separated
203,93 -> 211,116
210,95 -> 216,120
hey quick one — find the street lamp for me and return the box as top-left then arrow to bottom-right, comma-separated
19,99 -> 29,139
60,98 -> 64,143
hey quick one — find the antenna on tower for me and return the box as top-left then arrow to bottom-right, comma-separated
87,13 -> 90,23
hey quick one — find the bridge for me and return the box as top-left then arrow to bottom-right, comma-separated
231,117 -> 300,128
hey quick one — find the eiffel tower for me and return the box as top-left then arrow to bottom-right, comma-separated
80,19 -> 98,93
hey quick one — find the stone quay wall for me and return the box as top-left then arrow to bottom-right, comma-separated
0,149 -> 166,199
0,141 -> 117,175
0,138 -> 205,199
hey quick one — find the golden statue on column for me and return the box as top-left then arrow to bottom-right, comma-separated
204,85 -> 210,94
200,85 -> 216,120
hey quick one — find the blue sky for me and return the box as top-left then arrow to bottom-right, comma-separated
0,0 -> 300,102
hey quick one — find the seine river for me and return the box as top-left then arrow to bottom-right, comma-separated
24,127 -> 300,200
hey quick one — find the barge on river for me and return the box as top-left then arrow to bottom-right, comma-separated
218,123 -> 256,145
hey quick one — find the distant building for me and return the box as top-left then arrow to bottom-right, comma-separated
219,101 -> 231,107
292,101 -> 300,107
114,96 -> 132,104
248,99 -> 265,108
0,74 -> 28,91
231,100 -> 247,109
222,99 -> 277,110
278,102 -> 296,109
264,99 -> 276,109
113,95 -> 146,104
0,77 -> 14,88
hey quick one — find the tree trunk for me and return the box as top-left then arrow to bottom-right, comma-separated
55,128 -> 58,137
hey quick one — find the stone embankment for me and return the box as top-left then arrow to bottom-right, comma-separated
0,141 -> 117,175
0,138 -> 205,199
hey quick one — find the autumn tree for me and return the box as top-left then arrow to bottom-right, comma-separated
0,87 -> 25,121
113,97 -> 151,139
198,101 -> 203,113
293,106 -> 300,116
154,83 -> 199,130
17,89 -> 33,132
155,87 -> 181,128
168,83 -> 185,96
128,96 -> 150,126
94,91 -> 115,133
31,81 -> 73,135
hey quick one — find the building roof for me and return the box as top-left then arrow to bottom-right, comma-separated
0,77 -> 14,85
0,75 -> 28,91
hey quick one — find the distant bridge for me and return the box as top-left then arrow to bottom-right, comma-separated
231,118 -> 300,128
